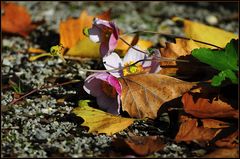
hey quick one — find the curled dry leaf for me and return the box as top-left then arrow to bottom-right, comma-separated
175,116 -> 222,144
204,148 -> 239,158
172,17 -> 238,48
113,135 -> 165,156
182,92 -> 239,119
72,100 -> 135,135
119,74 -> 196,119
2,2 -> 39,37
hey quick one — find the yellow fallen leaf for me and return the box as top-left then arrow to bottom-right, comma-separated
72,100 -> 135,135
66,38 -> 100,58
172,17 -> 238,48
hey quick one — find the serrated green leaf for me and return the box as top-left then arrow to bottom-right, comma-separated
211,69 -> 238,86
192,39 -> 239,72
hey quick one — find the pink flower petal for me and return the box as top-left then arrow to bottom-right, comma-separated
83,72 -> 122,115
103,52 -> 123,78
94,18 -> 112,28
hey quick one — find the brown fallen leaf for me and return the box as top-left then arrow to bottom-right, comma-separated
119,74 -> 195,119
204,148 -> 239,158
182,92 -> 239,119
175,116 -> 221,144
215,130 -> 239,148
113,135 -> 165,156
2,2 -> 39,37
159,38 -> 199,75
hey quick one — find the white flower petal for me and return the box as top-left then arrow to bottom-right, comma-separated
123,45 -> 145,64
103,52 -> 123,78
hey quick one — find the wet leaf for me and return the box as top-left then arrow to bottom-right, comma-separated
2,2 -> 39,37
173,17 -> 238,48
119,74 -> 195,119
72,100 -> 135,135
204,148 -> 239,158
113,135 -> 165,156
182,92 -> 239,119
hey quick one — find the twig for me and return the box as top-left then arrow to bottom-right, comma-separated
8,80 -> 81,105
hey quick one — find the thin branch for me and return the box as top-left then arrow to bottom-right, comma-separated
9,80 -> 81,105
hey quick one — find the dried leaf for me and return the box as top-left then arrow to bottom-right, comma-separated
72,100 -> 135,135
59,10 -> 110,49
2,2 -> 38,37
159,38 -> 200,75
215,131 -> 239,148
119,74 -> 195,119
66,38 -> 100,58
204,148 -> 239,158
113,135 -> 165,156
173,17 -> 238,48
175,116 -> 221,144
182,92 -> 239,119
28,48 -> 47,54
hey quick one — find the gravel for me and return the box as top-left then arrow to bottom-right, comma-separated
1,1 -> 238,158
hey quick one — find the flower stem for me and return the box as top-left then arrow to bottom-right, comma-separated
121,30 -> 223,49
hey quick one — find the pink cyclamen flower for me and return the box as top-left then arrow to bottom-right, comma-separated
83,72 -> 122,115
103,45 -> 162,78
89,18 -> 120,57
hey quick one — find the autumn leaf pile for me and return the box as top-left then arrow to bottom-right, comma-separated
2,2 -> 239,158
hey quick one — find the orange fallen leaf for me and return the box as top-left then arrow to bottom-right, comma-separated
2,2 -> 38,37
204,148 -> 239,158
182,92 -> 239,119
113,135 -> 165,156
175,116 -> 221,144
59,10 -> 110,49
119,74 -> 195,119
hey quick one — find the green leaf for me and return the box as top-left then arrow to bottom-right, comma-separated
211,69 -> 238,86
192,39 -> 239,72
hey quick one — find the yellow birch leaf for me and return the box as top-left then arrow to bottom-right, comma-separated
72,100 -> 135,135
172,17 -> 238,48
